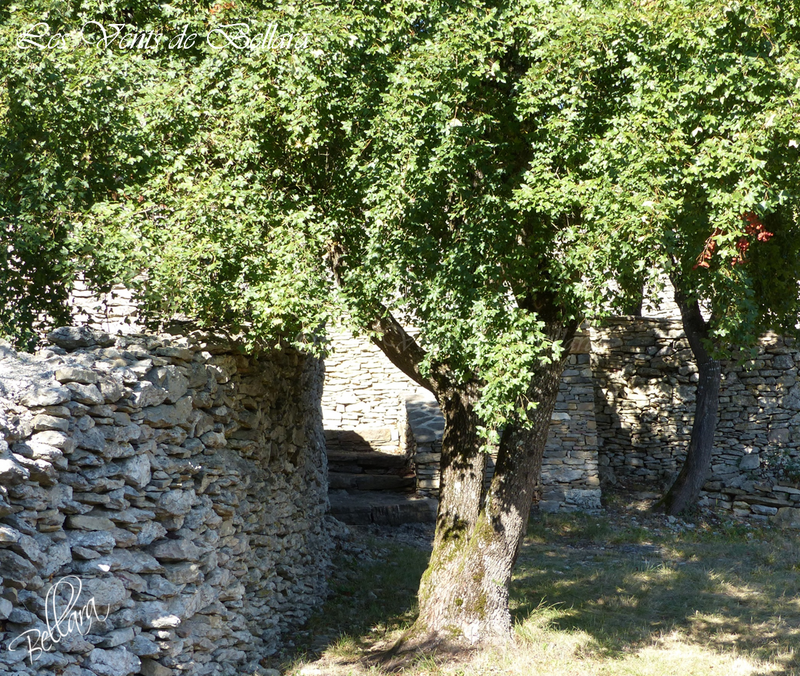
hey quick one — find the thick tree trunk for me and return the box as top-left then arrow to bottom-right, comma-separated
661,289 -> 721,515
415,323 -> 576,642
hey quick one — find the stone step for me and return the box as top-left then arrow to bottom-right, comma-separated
328,472 -> 415,491
327,449 -> 409,471
329,490 -> 437,525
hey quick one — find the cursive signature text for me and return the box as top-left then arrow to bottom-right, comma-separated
8,576 -> 109,664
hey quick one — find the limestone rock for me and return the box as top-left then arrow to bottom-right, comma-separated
772,507 -> 800,529
68,514 -> 117,531
86,647 -> 141,676
142,396 -> 193,428
0,456 -> 30,483
145,366 -> 188,404
149,539 -> 204,562
131,381 -> 169,408
21,385 -> 72,407
0,550 -> 37,585
55,366 -> 98,384
739,453 -> 760,470
66,382 -> 105,405
121,454 -> 151,489
48,326 -> 113,350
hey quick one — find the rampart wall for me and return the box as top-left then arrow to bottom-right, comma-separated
0,326 -> 334,676
592,318 -> 800,524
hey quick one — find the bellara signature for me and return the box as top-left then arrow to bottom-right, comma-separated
7,576 -> 109,665
17,21 -> 314,52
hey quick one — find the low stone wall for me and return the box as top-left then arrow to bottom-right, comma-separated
70,280 -> 143,336
0,327 -> 334,676
405,342 -> 601,513
592,317 -> 800,524
322,329 -> 427,456
540,346 -> 602,512
405,393 -> 445,498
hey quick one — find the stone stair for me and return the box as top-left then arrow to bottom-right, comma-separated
325,431 -> 436,525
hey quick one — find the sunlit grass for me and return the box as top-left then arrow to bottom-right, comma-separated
283,508 -> 800,675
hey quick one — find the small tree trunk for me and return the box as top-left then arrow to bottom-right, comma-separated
415,383 -> 487,638
661,289 -> 720,515
415,324 -> 575,642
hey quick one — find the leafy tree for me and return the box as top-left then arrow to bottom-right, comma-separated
3,0 -> 800,646
562,2 -> 800,514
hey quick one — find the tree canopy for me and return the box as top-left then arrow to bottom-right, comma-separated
4,0 -> 800,639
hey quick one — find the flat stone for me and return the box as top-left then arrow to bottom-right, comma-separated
67,530 -> 116,553
739,453 -> 761,470
131,381 -> 168,408
142,396 -> 192,428
14,455 -> 57,485
77,426 -> 107,452
163,563 -> 203,585
31,414 -> 71,432
55,366 -> 98,384
0,550 -> 37,585
31,429 -> 75,452
772,507 -> 800,529
99,627 -> 136,648
140,658 -> 172,676
0,456 -> 30,483
127,635 -> 160,660
86,647 -> 141,676
0,524 -> 22,543
78,549 -> 163,574
21,385 -> 71,407
768,428 -> 790,445
66,382 -> 105,405
80,576 -> 128,610
48,326 -> 110,350
149,539 -> 204,562
68,514 -> 117,531
144,366 -> 188,404
121,454 -> 151,489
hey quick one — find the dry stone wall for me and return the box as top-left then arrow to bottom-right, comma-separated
400,341 -> 601,512
322,328 -> 427,457
0,327 -> 334,676
540,346 -> 602,512
592,317 -> 800,524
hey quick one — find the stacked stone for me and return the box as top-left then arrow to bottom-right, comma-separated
70,281 -> 143,336
0,327 -> 333,676
591,318 -> 690,486
539,344 -> 602,513
592,318 -> 800,526
322,329 -> 427,455
405,339 -> 602,512
405,394 -> 444,498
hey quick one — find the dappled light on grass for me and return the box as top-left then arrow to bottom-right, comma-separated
286,509 -> 800,675
511,509 -> 800,674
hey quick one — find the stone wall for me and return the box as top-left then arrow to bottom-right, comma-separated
539,343 -> 602,512
0,327 -> 334,676
402,340 -> 601,512
70,280 -> 143,336
592,317 -> 800,524
322,328 -> 427,456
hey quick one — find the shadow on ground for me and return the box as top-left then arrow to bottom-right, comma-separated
512,509 -> 800,675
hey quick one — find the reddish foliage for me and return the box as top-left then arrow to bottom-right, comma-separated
693,213 -> 774,269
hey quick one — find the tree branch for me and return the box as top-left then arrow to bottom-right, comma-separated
327,240 -> 444,393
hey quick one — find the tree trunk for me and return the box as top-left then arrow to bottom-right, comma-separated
415,323 -> 575,642
661,289 -> 721,515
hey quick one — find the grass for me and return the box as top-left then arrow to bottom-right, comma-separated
281,500 -> 800,676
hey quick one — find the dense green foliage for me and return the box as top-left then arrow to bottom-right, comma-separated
2,0 -> 800,423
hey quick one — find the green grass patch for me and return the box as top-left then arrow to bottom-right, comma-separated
285,510 -> 800,676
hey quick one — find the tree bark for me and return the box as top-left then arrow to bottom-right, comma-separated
415,321 -> 576,642
660,288 -> 721,515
